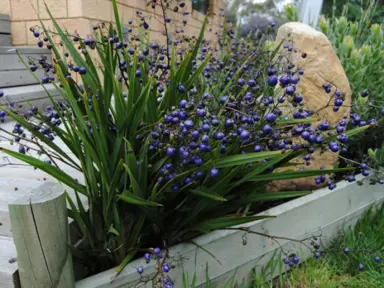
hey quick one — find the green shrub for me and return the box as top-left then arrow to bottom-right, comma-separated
0,0 -> 371,281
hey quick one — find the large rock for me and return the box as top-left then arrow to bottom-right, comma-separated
269,22 -> 352,191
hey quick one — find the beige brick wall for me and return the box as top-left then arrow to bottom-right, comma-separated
6,0 -> 224,47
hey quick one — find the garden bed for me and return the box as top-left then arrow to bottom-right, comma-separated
76,174 -> 384,288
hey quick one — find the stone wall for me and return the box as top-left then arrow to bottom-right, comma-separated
0,0 -> 224,46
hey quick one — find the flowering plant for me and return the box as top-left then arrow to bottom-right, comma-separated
0,0 -> 374,280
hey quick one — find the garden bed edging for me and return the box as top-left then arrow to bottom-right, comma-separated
75,174 -> 384,288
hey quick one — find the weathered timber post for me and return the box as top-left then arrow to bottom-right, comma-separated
8,182 -> 75,288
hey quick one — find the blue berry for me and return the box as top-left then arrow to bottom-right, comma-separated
358,263 -> 364,271
286,85 -> 296,95
294,94 -> 303,103
180,99 -> 187,108
268,75 -> 278,86
143,21 -> 149,29
163,263 -> 170,273
344,248 -> 351,254
265,113 -> 277,123
197,109 -> 207,118
154,247 -> 161,255
0,91 -> 4,97
360,163 -> 368,169
184,120 -> 194,129
178,85 -> 185,93
283,258 -> 290,264
144,253 -> 151,263
293,257 -> 300,264
79,67 -> 87,75
302,52 -> 307,58
263,124 -> 273,134
375,256 -> 381,262
19,146 -> 26,154
240,130 -> 250,140
211,168 -> 219,177
362,170 -> 370,176
360,90 -> 369,97
167,147 -> 176,157
315,252 -> 321,259
137,266 -> 144,274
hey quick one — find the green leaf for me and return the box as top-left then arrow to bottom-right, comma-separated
119,192 -> 163,207
276,118 -> 317,125
116,250 -> 136,275
237,191 -> 312,205
194,215 -> 275,231
123,163 -> 141,197
190,187 -> 228,202
247,168 -> 351,182
214,151 -> 283,168
108,225 -> 121,236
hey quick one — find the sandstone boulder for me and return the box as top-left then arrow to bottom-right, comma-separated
269,22 -> 352,192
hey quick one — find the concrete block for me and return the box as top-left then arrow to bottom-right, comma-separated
0,83 -> 61,114
0,47 -> 51,71
0,14 -> 11,34
0,34 -> 12,46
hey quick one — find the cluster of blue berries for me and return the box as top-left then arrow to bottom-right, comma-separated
137,248 -> 174,288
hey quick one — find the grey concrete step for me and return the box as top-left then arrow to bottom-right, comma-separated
0,83 -> 61,116
0,15 -> 11,35
0,34 -> 11,46
0,14 -> 12,47
0,47 -> 52,88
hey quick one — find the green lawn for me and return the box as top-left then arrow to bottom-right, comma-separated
254,205 -> 384,288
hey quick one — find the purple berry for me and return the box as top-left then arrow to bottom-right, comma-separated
265,113 -> 277,123
19,146 -> 26,154
293,257 -> 300,264
167,147 -> 176,157
197,108 -> 207,118
211,168 -> 219,177
154,247 -> 161,255
254,145 -> 263,152
268,75 -> 278,86
263,124 -> 273,134
344,248 -> 350,254
79,67 -> 87,75
286,85 -> 296,95
283,258 -> 290,264
240,130 -> 250,140
137,266 -> 144,274
180,99 -> 187,108
144,253 -> 151,262
0,91 -> 4,97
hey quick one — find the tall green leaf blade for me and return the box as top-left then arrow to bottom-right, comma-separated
247,168 -> 351,182
119,192 -> 162,207
190,187 -> 228,202
215,151 -> 283,168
